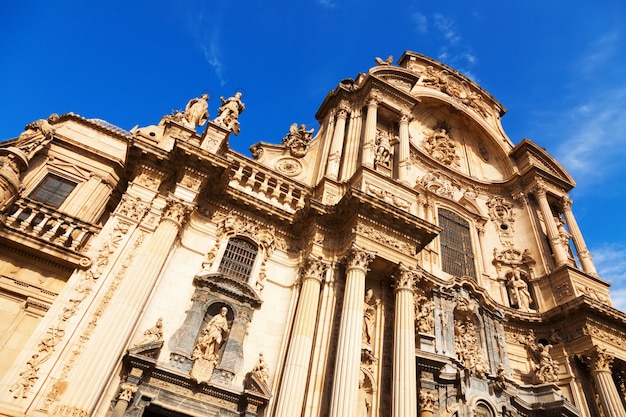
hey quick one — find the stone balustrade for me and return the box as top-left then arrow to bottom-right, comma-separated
229,159 -> 307,213
3,197 -> 99,252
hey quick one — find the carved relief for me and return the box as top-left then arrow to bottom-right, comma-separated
520,331 -> 559,383
422,126 -> 460,167
492,247 -> 536,311
345,244 -> 375,271
415,295 -> 435,334
419,390 -> 438,413
486,196 -> 515,240
282,123 -> 313,158
365,182 -> 411,211
115,195 -> 149,223
453,317 -> 489,378
133,165 -> 166,190
575,283 -> 611,304
275,157 -> 303,176
353,223 -> 414,255
418,172 -> 460,200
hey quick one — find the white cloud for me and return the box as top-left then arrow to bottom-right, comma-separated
317,0 -> 336,8
186,12 -> 227,86
412,13 -> 428,34
590,244 -> 626,311
433,13 -> 460,44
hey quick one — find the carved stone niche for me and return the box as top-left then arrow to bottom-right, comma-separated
492,248 -> 536,312
168,272 -> 262,385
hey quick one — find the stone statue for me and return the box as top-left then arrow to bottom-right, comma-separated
374,55 -> 393,66
374,129 -> 392,167
416,299 -> 435,334
508,270 -> 532,312
362,289 -> 377,346
213,92 -> 245,135
191,307 -> 231,384
196,307 -> 230,359
422,127 -> 459,167
282,123 -> 314,157
252,353 -> 269,384
534,343 -> 559,383
134,318 -> 163,346
183,94 -> 209,129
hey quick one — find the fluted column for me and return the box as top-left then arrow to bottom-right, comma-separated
52,199 -> 190,417
274,259 -> 327,417
326,105 -> 349,180
392,264 -> 418,417
340,107 -> 363,181
532,184 -> 569,267
328,245 -> 375,417
362,96 -> 379,168
398,111 -> 412,184
562,197 -> 598,275
584,348 -> 626,417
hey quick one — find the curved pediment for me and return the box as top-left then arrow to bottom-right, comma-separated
194,273 -> 263,308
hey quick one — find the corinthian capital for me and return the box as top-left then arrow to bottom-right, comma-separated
300,257 -> 328,283
393,262 -> 420,290
162,199 -> 191,227
582,347 -> 614,372
344,244 -> 375,271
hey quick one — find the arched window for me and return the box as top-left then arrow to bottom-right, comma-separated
438,208 -> 476,279
218,237 -> 258,281
475,402 -> 493,417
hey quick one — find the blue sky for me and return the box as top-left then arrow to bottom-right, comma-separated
2,1 -> 625,308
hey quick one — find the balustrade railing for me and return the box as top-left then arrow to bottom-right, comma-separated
3,198 -> 99,252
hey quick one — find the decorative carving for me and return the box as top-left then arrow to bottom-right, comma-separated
118,382 -> 138,402
344,244 -> 375,271
115,195 -> 149,222
487,196 -> 515,240
353,223 -> 415,254
365,183 -> 411,211
191,307 -> 231,384
415,296 -> 435,334
422,127 -> 459,167
374,55 -> 393,66
362,289 -> 378,347
494,363 -> 507,391
213,92 -> 245,135
301,258 -> 328,283
493,247 -> 536,311
133,165 -> 165,190
18,116 -> 56,141
251,353 -> 269,385
9,355 -> 41,399
275,157 -> 303,176
508,271 -> 533,312
418,172 -> 460,200
162,200 -> 191,226
393,263 -> 419,290
419,389 -> 438,412
582,348 -> 614,372
454,317 -> 489,377
555,282 -> 572,300
282,123 -> 314,158
521,331 -> 559,383
179,168 -> 207,192
575,283 -> 611,303
134,318 -> 163,346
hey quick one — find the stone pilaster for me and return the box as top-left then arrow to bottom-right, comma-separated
325,104 -> 349,180
532,184 -> 569,267
362,96 -> 379,168
328,245 -> 375,417
51,199 -> 190,417
561,197 -> 598,276
274,258 -> 327,417
168,289 -> 211,371
397,111 -> 412,184
392,263 -> 418,417
583,349 -> 626,417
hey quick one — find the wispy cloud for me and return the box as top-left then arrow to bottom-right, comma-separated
433,13 -> 460,44
317,0 -> 336,8
186,11 -> 227,86
590,244 -> 626,311
412,13 -> 428,34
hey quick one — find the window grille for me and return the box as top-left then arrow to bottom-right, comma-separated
438,208 -> 476,279
218,238 -> 258,281
30,174 -> 77,209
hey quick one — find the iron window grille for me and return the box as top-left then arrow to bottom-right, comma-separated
217,237 -> 258,281
438,208 -> 476,279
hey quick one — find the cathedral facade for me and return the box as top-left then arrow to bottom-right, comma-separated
0,51 -> 625,417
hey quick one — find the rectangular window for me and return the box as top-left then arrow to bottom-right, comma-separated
29,174 -> 76,208
218,238 -> 258,282
438,208 -> 476,279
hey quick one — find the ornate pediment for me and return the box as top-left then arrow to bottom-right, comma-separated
194,273 -> 263,308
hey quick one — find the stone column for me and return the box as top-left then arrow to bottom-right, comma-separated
362,96 -> 379,168
326,105 -> 349,180
532,184 -> 569,267
584,348 -> 626,417
561,197 -> 598,275
392,264 -> 418,417
397,111 -> 412,184
274,259 -> 327,417
340,107 -> 363,181
328,245 -> 375,417
168,289 -> 211,371
52,199 -> 190,417
110,383 -> 137,417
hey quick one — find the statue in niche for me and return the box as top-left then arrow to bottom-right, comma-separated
357,368 -> 373,417
362,289 -> 377,347
282,123 -> 314,157
415,296 -> 435,334
191,307 -> 231,384
422,127 -> 460,167
213,92 -> 245,135
134,318 -> 163,346
507,270 -> 533,312
454,317 -> 489,377
183,93 -> 209,129
374,129 -> 393,167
